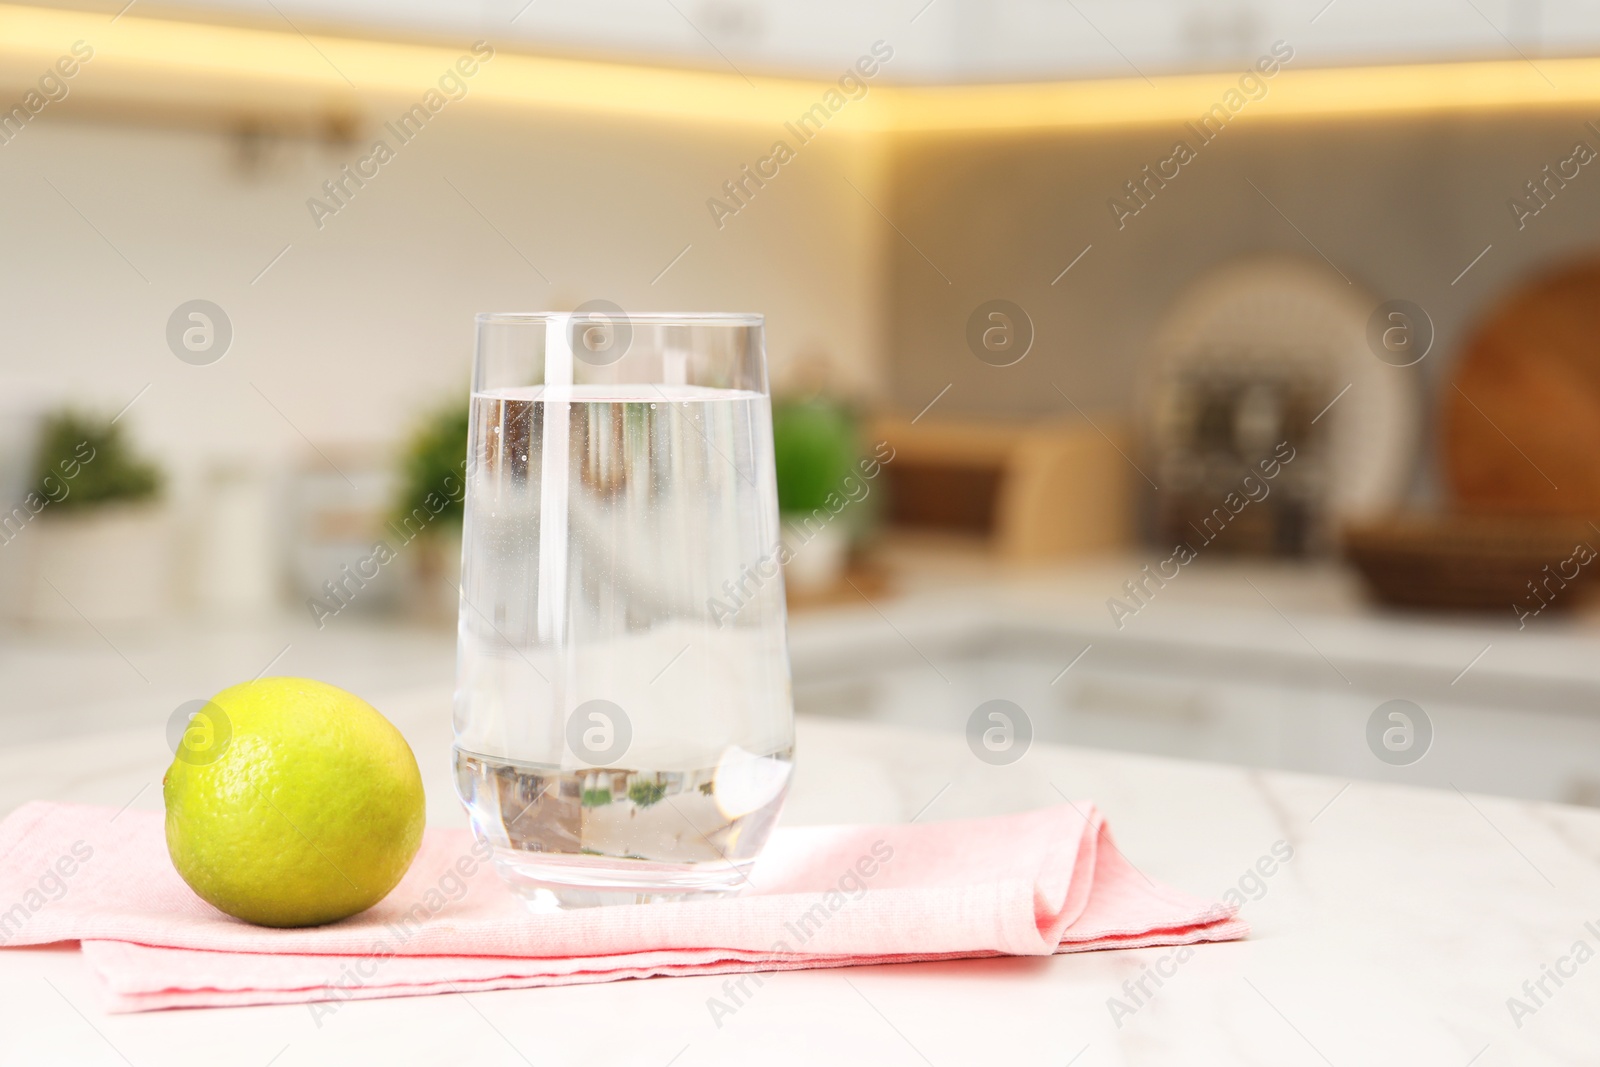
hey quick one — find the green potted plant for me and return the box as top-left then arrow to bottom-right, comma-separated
391,399 -> 469,622
771,395 -> 862,593
11,410 -> 169,623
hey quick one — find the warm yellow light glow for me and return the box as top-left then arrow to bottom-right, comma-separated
2,2 -> 1599,134
888,58 -> 1600,132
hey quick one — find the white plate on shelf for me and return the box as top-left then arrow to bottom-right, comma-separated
1140,254 -> 1420,526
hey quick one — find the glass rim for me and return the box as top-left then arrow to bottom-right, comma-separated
475,311 -> 764,327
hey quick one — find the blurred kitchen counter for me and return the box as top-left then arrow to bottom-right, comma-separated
0,615 -> 460,746
4,551 -> 1598,802
791,546 -> 1600,701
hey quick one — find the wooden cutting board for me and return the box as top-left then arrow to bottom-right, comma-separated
1444,258 -> 1600,516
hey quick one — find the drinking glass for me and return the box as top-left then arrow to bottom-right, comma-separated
453,309 -> 795,908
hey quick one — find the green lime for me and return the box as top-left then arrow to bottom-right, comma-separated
163,677 -> 425,928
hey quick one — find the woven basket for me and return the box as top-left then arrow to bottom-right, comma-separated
1342,515 -> 1600,612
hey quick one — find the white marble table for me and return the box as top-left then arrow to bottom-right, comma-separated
2,685 -> 1597,1067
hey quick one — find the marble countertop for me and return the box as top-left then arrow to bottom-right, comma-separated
3,684 -> 1598,1066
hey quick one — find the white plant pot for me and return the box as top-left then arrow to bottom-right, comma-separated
780,519 -> 850,594
13,504 -> 174,624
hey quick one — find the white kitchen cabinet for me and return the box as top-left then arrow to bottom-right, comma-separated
790,577 -> 1600,807
140,0 -> 1600,83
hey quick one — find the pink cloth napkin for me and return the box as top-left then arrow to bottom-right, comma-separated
0,800 -> 1246,1013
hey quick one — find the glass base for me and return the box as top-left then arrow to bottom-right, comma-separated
493,849 -> 755,909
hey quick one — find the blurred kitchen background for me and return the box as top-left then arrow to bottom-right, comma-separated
5,0 -> 1600,804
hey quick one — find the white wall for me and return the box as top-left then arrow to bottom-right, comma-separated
0,103 -> 890,504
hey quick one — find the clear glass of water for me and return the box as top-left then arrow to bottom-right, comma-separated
453,310 -> 796,909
